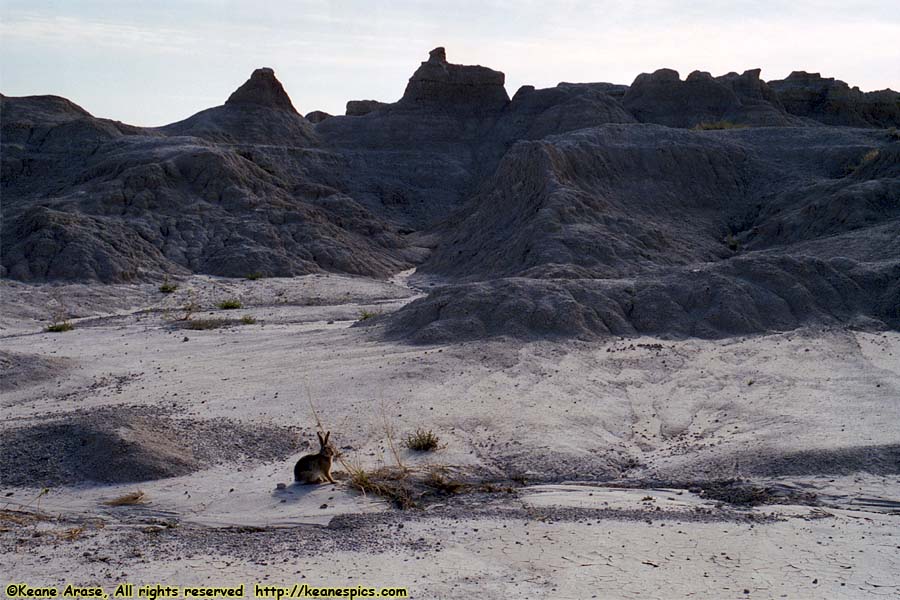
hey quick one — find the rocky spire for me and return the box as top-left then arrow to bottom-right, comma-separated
225,67 -> 298,113
400,47 -> 509,112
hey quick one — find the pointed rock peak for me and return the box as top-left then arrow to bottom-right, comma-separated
225,67 -> 298,113
427,47 -> 447,64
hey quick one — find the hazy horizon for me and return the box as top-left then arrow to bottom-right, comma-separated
2,0 -> 899,126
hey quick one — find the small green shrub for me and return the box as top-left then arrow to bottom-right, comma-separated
217,299 -> 242,310
45,321 -> 74,333
692,120 -> 747,131
240,315 -> 257,325
887,127 -> 899,141
358,310 -> 378,321
404,429 -> 440,452
724,233 -> 740,251
245,272 -> 264,281
159,281 -> 178,294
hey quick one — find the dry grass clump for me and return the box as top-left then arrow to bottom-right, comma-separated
0,509 -> 50,529
240,315 -> 257,325
358,310 -> 378,321
217,299 -> 243,310
45,321 -> 74,333
182,318 -> 232,330
861,148 -> 880,163
404,429 -> 440,452
342,464 -> 470,508
103,490 -> 146,506
692,120 -> 747,130
845,148 -> 881,175
344,464 -> 416,509
56,526 -> 86,541
424,467 -> 466,494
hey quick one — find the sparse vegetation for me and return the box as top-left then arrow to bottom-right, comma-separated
692,120 -> 747,131
180,318 -> 232,330
103,490 -> 146,506
344,463 -> 416,509
358,310 -> 378,321
178,294 -> 200,321
217,299 -> 243,310
724,233 -> 740,251
56,526 -> 86,541
887,127 -> 900,141
45,321 -> 74,332
245,272 -> 264,280
240,315 -> 257,325
425,467 -> 466,494
45,296 -> 73,332
0,508 -> 50,528
404,428 -> 440,452
159,278 -> 178,293
845,148 -> 880,175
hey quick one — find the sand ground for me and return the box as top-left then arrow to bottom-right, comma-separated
1,274 -> 898,599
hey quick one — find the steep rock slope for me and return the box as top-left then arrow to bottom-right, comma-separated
315,48 -> 639,229
314,47 -> 512,229
385,124 -> 900,341
1,71 -> 414,282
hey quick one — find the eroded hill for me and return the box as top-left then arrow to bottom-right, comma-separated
2,48 -> 898,340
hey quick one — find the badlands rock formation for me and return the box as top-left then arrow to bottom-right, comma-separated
2,48 -> 898,341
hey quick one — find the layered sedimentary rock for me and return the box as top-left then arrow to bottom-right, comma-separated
386,121 -> 900,341
623,68 -> 798,127
1,70 -> 415,282
345,100 -> 388,116
3,49 -> 899,343
160,69 -> 316,145
225,67 -> 298,113
398,47 -> 509,112
769,71 -> 900,128
304,110 -> 332,123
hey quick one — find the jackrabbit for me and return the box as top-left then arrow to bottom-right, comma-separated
294,431 -> 336,484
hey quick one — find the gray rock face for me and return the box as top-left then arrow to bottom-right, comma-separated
1,71 -> 415,282
346,100 -> 388,116
384,124 -> 900,342
493,83 -> 636,142
399,47 -> 509,112
225,67 -> 298,113
305,110 -> 332,123
768,71 -> 900,128
623,68 -> 797,127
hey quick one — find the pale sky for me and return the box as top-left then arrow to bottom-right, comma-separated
1,0 -> 898,126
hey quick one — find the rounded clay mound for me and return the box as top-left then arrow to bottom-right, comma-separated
0,350 -> 73,393
0,407 -> 300,486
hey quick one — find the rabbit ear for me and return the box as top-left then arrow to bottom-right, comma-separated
324,431 -> 331,445
317,431 -> 325,446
